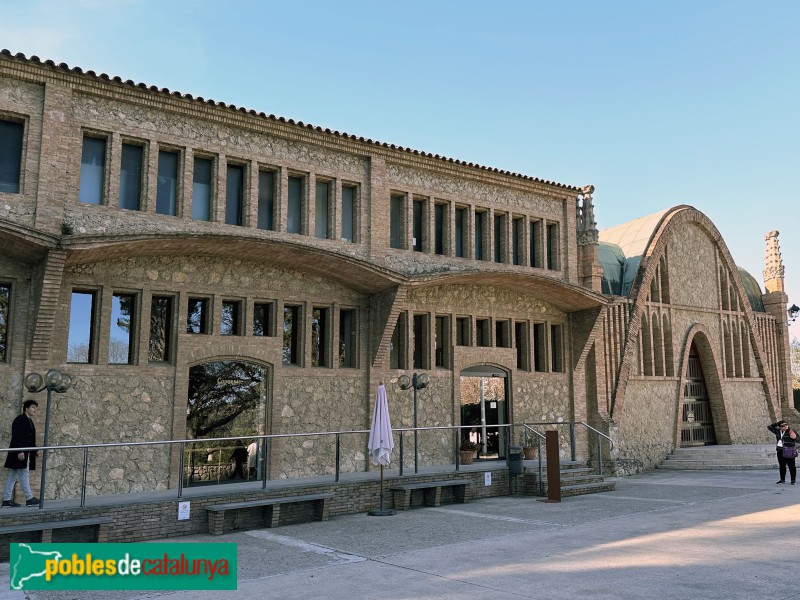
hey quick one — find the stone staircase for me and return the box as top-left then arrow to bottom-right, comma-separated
522,461 -> 616,497
657,444 -> 777,470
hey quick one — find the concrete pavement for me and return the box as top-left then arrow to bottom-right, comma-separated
3,468 -> 799,600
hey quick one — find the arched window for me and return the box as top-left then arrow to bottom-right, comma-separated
740,322 -> 751,377
723,321 -> 733,377
641,313 -> 653,376
662,314 -> 674,376
719,267 -> 729,310
650,273 -> 659,304
652,312 -> 664,376
732,321 -> 742,377
659,256 -> 670,304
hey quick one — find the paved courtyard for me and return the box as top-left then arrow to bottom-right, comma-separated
2,469 -> 798,600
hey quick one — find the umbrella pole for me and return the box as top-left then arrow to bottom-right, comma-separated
368,464 -> 396,516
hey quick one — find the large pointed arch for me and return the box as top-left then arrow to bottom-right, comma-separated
610,206 -> 779,422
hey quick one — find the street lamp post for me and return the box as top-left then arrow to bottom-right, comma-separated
397,372 -> 429,474
23,369 -> 73,509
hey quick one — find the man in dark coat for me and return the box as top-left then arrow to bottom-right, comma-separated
3,399 -> 39,507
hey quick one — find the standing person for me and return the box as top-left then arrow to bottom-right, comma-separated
229,441 -> 248,480
3,399 -> 39,507
247,440 -> 258,479
767,419 -> 797,485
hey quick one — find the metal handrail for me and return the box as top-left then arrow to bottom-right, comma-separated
0,420 -> 614,506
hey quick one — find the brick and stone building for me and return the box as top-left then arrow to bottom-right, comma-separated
0,50 -> 794,500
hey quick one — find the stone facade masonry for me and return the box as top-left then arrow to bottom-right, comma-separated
0,51 -> 794,508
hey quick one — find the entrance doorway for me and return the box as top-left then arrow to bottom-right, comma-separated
185,360 -> 268,486
681,342 -> 716,446
460,367 -> 508,459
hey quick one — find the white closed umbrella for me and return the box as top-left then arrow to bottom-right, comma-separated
368,384 -> 395,516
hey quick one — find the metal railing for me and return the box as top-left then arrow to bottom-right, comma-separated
0,420 -> 614,508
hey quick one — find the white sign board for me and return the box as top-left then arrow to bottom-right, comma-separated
484,472 -> 492,487
178,501 -> 191,521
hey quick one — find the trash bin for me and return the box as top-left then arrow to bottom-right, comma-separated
508,445 -> 524,475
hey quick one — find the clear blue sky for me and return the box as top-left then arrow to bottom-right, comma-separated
4,0 -> 798,336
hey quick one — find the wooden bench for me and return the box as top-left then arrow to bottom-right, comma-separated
391,479 -> 470,511
0,516 -> 113,544
205,493 -> 333,535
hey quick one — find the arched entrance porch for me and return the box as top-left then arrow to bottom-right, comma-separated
676,327 -> 732,447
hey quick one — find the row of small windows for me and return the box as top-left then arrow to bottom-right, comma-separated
639,311 -> 675,377
389,193 -> 561,269
389,312 -> 565,373
723,319 -> 751,378
77,133 -> 360,243
64,289 -> 358,369
648,257 -> 671,304
4,117 -> 563,270
718,267 -> 742,312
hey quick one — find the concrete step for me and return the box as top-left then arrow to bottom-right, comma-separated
658,444 -> 778,470
561,481 -> 617,497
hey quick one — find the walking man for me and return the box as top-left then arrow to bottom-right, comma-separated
3,399 -> 39,507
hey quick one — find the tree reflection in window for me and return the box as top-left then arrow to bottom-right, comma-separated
187,361 -> 266,439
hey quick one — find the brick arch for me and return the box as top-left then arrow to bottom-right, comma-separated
674,324 -> 732,446
611,205 -> 778,422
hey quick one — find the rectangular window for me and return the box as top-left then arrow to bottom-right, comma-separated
455,207 -> 466,258
109,293 -> 135,365
341,185 -> 356,243
434,203 -> 445,255
496,319 -> 511,348
390,193 -> 404,249
435,315 -> 449,368
0,283 -> 10,361
156,150 -> 179,216
547,222 -> 560,270
390,312 -> 407,369
494,213 -> 505,263
311,307 -> 329,367
68,291 -> 96,363
515,321 -> 529,371
221,300 -> 242,336
79,136 -> 106,204
512,217 -> 522,265
0,119 -> 24,193
148,296 -> 173,362
476,318 -> 490,348
253,302 -> 273,336
530,220 -> 541,268
225,164 -> 244,226
258,171 -> 275,230
413,314 -> 429,369
339,308 -> 356,368
186,298 -> 209,334
283,305 -> 301,365
412,198 -> 424,252
475,211 -> 485,261
533,322 -> 547,372
551,323 -> 564,372
315,181 -> 330,239
192,157 -> 213,221
456,316 -> 470,346
118,143 -> 143,211
287,176 -> 303,234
